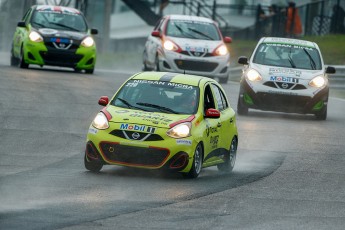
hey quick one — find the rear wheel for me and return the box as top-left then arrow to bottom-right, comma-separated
217,137 -> 237,172
84,153 -> 103,172
183,143 -> 203,179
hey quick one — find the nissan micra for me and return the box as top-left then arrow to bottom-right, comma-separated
85,72 -> 238,178
237,37 -> 336,120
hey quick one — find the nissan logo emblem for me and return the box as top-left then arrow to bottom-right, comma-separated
132,132 -> 140,139
281,83 -> 289,89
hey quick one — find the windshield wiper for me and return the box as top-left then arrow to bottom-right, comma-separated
48,22 -> 80,32
136,102 -> 179,114
187,27 -> 214,40
174,24 -> 196,39
288,46 -> 296,68
31,21 -> 46,28
303,48 -> 316,70
116,98 -> 147,111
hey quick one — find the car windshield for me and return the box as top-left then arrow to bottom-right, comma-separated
31,10 -> 87,32
112,79 -> 199,114
166,19 -> 221,40
252,43 -> 322,70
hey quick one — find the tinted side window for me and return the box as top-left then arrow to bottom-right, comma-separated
204,84 -> 215,112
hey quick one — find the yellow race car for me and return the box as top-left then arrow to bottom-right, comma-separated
85,72 -> 238,178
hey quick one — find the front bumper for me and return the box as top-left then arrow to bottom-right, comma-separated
23,40 -> 96,69
158,50 -> 230,79
86,127 -> 196,173
239,78 -> 329,114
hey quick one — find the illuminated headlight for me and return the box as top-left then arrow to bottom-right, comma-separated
246,69 -> 262,81
214,44 -> 228,56
309,76 -> 326,88
81,36 -> 95,47
166,122 -> 191,138
29,31 -> 43,42
92,112 -> 109,130
163,40 -> 180,52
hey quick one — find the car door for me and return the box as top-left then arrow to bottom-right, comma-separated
202,83 -> 222,164
211,83 -> 236,152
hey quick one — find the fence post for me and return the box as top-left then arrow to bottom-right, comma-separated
212,0 -> 216,20
318,0 -> 324,35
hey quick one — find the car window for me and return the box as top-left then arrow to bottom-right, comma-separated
112,79 -> 199,115
204,84 -> 216,113
253,43 -> 322,70
211,84 -> 228,111
166,19 -> 221,40
22,8 -> 32,23
31,9 -> 87,32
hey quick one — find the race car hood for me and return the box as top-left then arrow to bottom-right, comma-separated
106,106 -> 193,129
168,37 -> 224,54
37,28 -> 88,41
251,63 -> 325,81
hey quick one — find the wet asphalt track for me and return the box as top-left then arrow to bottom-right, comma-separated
0,63 -> 345,230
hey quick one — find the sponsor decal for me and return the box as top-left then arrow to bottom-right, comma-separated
129,111 -> 173,125
210,135 -> 219,149
176,139 -> 192,145
115,110 -> 130,113
206,126 -> 218,137
268,38 -> 313,47
88,128 -> 98,134
270,76 -> 299,83
132,80 -> 194,90
267,90 -> 298,96
120,123 -> 156,133
269,68 -> 301,77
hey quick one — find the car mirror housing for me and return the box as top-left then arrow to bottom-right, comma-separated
205,108 -> 220,118
90,29 -> 98,35
238,56 -> 248,65
151,30 -> 161,38
224,36 -> 232,43
17,21 -> 26,28
325,66 -> 336,74
98,96 -> 109,106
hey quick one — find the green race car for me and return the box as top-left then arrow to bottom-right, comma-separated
85,72 -> 238,178
11,5 -> 97,74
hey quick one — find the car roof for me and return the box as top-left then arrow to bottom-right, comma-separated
260,37 -> 317,48
130,72 -> 217,87
33,5 -> 81,14
166,14 -> 215,24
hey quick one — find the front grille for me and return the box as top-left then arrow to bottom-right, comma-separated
39,50 -> 83,67
100,142 -> 169,167
109,130 -> 164,141
263,81 -> 307,90
174,59 -> 218,72
256,92 -> 310,110
180,51 -> 213,57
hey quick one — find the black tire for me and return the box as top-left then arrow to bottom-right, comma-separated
183,143 -> 203,179
237,96 -> 248,115
315,106 -> 327,120
154,55 -> 160,71
10,46 -> 19,66
84,153 -> 103,172
219,76 -> 228,84
85,68 -> 94,74
19,47 -> 29,69
142,51 -> 149,71
217,137 -> 237,172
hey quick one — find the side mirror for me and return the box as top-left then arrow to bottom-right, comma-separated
90,28 -> 98,35
98,96 -> 109,106
224,36 -> 232,43
238,56 -> 248,65
17,21 -> 26,28
205,108 -> 220,118
151,30 -> 161,38
325,66 -> 336,74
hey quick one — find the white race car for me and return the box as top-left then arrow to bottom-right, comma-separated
143,15 -> 232,83
237,37 -> 336,120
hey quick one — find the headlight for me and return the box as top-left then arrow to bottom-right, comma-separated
213,44 -> 228,56
246,69 -> 262,81
309,76 -> 326,88
166,122 -> 191,138
163,40 -> 180,52
29,31 -> 43,42
92,112 -> 109,130
81,36 -> 95,47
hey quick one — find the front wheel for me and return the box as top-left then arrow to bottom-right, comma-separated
85,68 -> 94,74
237,96 -> 248,115
315,106 -> 327,120
219,76 -> 228,84
84,153 -> 103,172
217,137 -> 237,172
19,47 -> 29,69
183,143 -> 203,179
